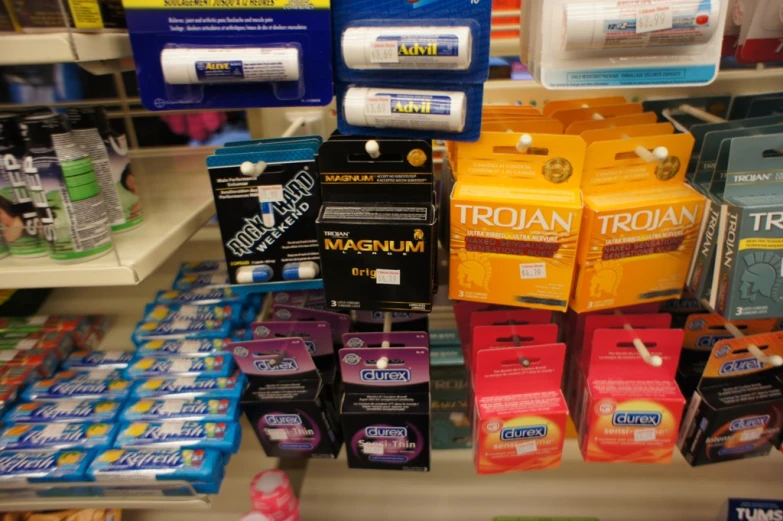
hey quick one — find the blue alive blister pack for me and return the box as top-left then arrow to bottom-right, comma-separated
0,448 -> 92,483
123,0 -> 333,111
172,272 -> 231,291
122,397 -> 240,422
4,399 -> 124,424
87,447 -> 224,493
0,422 -> 119,451
115,420 -> 241,454
124,355 -> 235,379
22,372 -> 132,401
135,339 -> 229,358
178,260 -> 227,274
132,319 -> 234,346
62,351 -> 135,370
131,374 -> 245,400
155,288 -> 259,308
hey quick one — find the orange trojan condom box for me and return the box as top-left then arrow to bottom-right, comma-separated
472,331 -> 567,474
449,132 -> 586,311
578,327 -> 685,463
571,133 -> 705,313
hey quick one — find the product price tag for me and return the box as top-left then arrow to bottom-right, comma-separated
634,428 -> 657,442
160,400 -> 184,414
57,400 -> 80,413
15,339 -> 38,350
180,341 -> 204,353
515,441 -> 537,455
376,269 -> 401,285
268,429 -> 289,441
365,96 -> 392,117
636,6 -> 673,33
170,358 -> 194,373
41,423 -> 68,438
739,428 -> 763,442
520,262 -> 546,280
28,316 -> 47,326
258,185 -> 285,203
362,442 -> 385,455
171,320 -> 192,331
370,41 -> 399,63
178,305 -> 199,317
0,351 -> 16,362
159,422 -> 184,436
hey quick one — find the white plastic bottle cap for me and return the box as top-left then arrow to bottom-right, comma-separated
161,49 -> 196,84
563,3 -> 598,49
343,87 -> 371,127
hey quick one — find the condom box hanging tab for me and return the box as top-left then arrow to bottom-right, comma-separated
121,0 -> 334,110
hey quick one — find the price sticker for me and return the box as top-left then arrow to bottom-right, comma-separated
170,358 -> 194,373
634,428 -> 657,442
370,41 -> 399,63
41,423 -> 68,438
171,320 -> 192,331
258,185 -> 285,203
268,429 -> 289,441
515,441 -> 537,455
376,269 -> 401,285
160,400 -> 185,415
180,341 -> 204,353
520,262 -> 546,280
365,96 -> 392,117
739,428 -> 763,442
159,422 -> 185,436
16,339 -> 38,350
362,442 -> 385,455
636,6 -> 673,33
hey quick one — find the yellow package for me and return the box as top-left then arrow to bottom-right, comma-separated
450,133 -> 586,311
484,106 -> 542,117
580,122 -> 675,144
565,112 -> 659,135
551,103 -> 643,131
571,133 -> 705,313
542,96 -> 627,117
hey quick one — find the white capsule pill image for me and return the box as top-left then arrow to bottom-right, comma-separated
563,0 -> 721,51
342,26 -> 472,70
343,87 -> 466,133
283,261 -> 320,281
161,47 -> 301,85
236,265 -> 273,284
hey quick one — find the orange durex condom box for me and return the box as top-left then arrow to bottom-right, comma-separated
578,327 -> 685,463
678,332 -> 783,467
473,339 -> 567,474
571,133 -> 705,313
450,133 -> 586,311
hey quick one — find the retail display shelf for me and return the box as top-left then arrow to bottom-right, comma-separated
0,149 -> 215,289
0,32 -> 132,69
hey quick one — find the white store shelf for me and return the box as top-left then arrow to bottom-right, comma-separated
0,149 -> 215,289
0,32 -> 133,71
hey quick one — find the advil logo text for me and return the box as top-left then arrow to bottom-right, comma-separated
611,411 -> 662,426
393,100 -> 432,114
398,43 -> 437,56
500,425 -> 547,440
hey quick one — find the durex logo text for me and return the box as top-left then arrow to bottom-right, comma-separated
365,426 -> 407,438
359,369 -> 411,382
730,415 -> 770,431
500,425 -> 547,440
612,411 -> 662,426
264,414 -> 302,426
719,357 -> 763,375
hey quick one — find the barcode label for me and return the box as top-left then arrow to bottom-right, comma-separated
28,316 -> 47,326
370,41 -> 399,63
178,305 -> 199,317
739,428 -> 763,442
159,422 -> 184,436
258,185 -> 285,203
170,358 -> 194,373
636,6 -> 673,33
56,400 -> 80,413
171,320 -> 191,331
366,96 -> 392,117
634,428 -> 657,442
363,442 -> 385,455
268,429 -> 289,441
179,341 -> 203,353
16,339 -> 38,350
160,400 -> 184,414
376,269 -> 401,285
520,262 -> 546,280
515,441 -> 537,455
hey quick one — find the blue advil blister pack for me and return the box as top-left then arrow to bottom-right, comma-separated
123,0 -> 334,111
332,0 -> 490,141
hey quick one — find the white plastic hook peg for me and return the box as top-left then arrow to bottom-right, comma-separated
748,344 -> 783,367
377,311 -> 393,368
635,146 -> 669,163
240,161 -> 267,177
592,113 -> 605,121
516,133 -> 533,153
678,104 -> 726,124
365,140 -> 380,159
631,336 -> 663,367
